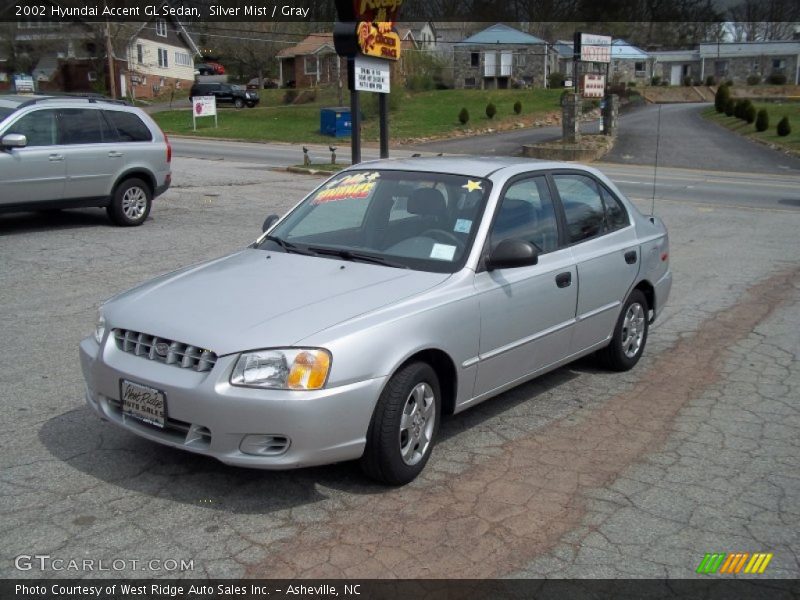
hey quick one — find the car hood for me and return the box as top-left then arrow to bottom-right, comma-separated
104,249 -> 449,356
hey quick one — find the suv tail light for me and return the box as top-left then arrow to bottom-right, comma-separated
165,134 -> 172,163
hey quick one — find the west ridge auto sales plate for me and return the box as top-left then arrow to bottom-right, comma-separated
120,379 -> 166,428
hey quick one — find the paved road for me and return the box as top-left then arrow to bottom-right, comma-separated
1,155 -> 799,579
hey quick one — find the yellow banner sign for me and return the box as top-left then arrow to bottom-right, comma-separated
357,22 -> 401,61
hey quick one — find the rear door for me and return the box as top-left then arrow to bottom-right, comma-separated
0,108 -> 66,205
58,107 -> 117,200
551,172 -> 639,353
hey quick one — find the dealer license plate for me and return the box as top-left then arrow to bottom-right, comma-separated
121,379 -> 166,428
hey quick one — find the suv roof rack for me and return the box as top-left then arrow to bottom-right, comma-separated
17,93 -> 130,109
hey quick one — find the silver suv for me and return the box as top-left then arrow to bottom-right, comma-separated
0,95 -> 171,226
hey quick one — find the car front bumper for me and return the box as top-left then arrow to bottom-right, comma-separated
79,337 -> 384,469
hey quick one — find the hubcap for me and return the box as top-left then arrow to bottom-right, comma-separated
621,302 -> 646,358
399,382 -> 436,466
121,187 -> 147,220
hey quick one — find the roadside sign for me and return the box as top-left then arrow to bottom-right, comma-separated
14,75 -> 35,93
354,57 -> 390,94
575,33 -> 612,63
581,74 -> 605,98
191,95 -> 217,130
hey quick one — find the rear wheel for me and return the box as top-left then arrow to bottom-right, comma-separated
234,98 -> 244,109
597,289 -> 649,371
107,178 -> 151,226
360,362 -> 440,485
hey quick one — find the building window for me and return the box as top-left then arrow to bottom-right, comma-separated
470,52 -> 479,67
156,19 -> 167,37
175,51 -> 192,67
515,53 -> 526,67
157,48 -> 168,68
772,58 -> 786,72
752,60 -> 760,72
464,77 -> 476,87
136,44 -> 143,64
304,56 -> 317,75
714,60 -> 728,76
634,61 -> 646,75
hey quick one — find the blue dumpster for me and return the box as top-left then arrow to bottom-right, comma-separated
320,107 -> 352,137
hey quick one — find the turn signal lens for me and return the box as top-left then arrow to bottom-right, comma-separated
287,350 -> 331,390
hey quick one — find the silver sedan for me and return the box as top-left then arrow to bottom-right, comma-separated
79,157 -> 672,485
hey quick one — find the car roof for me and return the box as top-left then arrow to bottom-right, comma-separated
0,94 -> 131,111
349,156 -> 590,178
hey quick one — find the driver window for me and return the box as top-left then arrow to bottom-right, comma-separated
491,176 -> 559,253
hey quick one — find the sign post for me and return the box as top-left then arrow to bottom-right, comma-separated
191,96 -> 217,131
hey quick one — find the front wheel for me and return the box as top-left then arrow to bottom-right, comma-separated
234,98 -> 244,109
107,178 -> 152,226
360,362 -> 441,485
597,289 -> 649,371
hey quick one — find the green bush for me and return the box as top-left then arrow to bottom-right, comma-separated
650,75 -> 661,86
744,103 -> 757,124
485,102 -> 496,119
705,75 -> 715,86
714,84 -> 730,113
458,107 -> 469,125
548,72 -> 566,88
746,74 -> 761,86
733,99 -> 746,119
724,98 -> 735,116
407,74 -> 434,92
724,80 -> 734,87
683,76 -> 693,86
513,100 -> 522,115
777,116 -> 791,137
755,109 -> 769,132
767,73 -> 787,85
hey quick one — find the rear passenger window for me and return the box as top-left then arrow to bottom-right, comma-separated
58,108 -> 109,144
103,110 -> 152,142
553,174 -> 606,244
6,109 -> 59,146
601,186 -> 629,230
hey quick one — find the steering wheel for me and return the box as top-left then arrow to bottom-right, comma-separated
419,228 -> 464,249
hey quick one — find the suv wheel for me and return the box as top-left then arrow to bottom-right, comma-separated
234,98 -> 244,109
107,178 -> 152,226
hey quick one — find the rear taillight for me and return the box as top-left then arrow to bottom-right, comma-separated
165,134 -> 172,163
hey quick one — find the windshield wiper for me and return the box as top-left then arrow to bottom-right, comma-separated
263,235 -> 317,256
308,247 -> 409,269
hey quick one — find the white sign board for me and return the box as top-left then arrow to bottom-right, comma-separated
191,95 -> 217,130
14,75 -> 35,93
192,96 -> 217,117
579,33 -> 612,64
354,57 -> 390,94
581,74 -> 606,98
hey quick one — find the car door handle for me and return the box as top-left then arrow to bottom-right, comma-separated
108,151 -> 124,158
48,154 -> 64,161
624,250 -> 637,264
555,272 -> 572,288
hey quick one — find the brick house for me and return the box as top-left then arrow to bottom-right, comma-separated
277,33 -> 345,89
452,24 -> 555,89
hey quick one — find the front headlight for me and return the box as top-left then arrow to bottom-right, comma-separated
94,311 -> 106,344
230,348 -> 331,390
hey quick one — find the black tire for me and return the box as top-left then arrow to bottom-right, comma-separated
234,98 -> 245,109
597,289 -> 649,371
360,362 -> 441,485
107,178 -> 152,227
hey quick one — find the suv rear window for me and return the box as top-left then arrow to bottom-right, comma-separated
59,108 -> 112,144
103,110 -> 152,142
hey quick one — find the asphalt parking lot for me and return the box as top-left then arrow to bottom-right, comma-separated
1,156 -> 799,579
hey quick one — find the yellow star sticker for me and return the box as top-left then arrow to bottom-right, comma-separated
462,180 -> 482,192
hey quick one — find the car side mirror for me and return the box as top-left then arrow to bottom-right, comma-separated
2,133 -> 27,149
262,214 -> 279,233
487,238 -> 539,271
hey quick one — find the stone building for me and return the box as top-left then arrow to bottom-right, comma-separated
452,23 -> 555,89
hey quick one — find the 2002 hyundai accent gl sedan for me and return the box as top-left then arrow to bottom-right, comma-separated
80,157 -> 672,485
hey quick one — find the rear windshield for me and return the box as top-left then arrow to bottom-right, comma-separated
103,110 -> 152,142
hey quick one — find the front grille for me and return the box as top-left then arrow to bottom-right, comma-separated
113,329 -> 217,373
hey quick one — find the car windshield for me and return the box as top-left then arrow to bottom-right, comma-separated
259,169 -> 492,273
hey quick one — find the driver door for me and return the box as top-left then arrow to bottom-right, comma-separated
473,175 -> 578,397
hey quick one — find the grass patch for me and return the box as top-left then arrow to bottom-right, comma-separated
152,88 -> 563,144
702,101 -> 800,154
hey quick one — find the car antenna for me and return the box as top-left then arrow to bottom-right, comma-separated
650,105 -> 662,216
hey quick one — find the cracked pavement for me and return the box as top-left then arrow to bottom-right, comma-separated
1,157 -> 798,579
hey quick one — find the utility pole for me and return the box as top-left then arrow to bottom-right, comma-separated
105,21 -> 117,99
